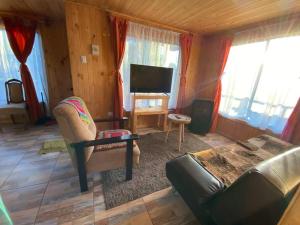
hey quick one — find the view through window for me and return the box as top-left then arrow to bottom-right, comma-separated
220,36 -> 300,133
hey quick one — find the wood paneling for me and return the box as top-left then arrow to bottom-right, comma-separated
65,1 -> 116,118
184,34 -> 203,111
216,115 -> 267,141
2,0 -> 300,33
195,35 -> 225,101
39,21 -> 73,111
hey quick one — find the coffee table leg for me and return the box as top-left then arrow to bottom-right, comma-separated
182,124 -> 185,142
165,121 -> 171,143
178,123 -> 182,151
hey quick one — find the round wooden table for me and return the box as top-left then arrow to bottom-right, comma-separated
165,113 -> 191,151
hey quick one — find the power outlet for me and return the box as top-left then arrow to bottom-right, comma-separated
80,55 -> 87,64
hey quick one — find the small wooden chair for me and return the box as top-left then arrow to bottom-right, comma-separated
0,79 -> 29,128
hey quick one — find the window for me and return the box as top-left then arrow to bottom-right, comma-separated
0,29 -> 48,106
121,22 -> 181,111
220,36 -> 300,134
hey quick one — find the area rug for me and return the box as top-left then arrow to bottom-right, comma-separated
192,134 -> 293,187
39,139 -> 67,154
102,130 -> 211,209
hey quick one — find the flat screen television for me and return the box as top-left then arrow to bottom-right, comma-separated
130,64 -> 173,93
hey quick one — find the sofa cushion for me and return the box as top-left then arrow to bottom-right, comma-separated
94,129 -> 136,152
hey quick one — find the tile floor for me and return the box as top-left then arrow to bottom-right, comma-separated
0,125 -> 234,225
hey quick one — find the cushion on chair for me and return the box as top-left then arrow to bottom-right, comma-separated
94,129 -> 137,152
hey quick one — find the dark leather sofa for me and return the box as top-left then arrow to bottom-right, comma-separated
166,147 -> 300,225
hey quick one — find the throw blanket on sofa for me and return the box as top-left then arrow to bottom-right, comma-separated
191,135 -> 293,186
61,97 -> 91,124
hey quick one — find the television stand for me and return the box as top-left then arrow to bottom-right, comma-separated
131,93 -> 170,133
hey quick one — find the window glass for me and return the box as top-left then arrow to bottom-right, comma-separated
220,36 -> 300,133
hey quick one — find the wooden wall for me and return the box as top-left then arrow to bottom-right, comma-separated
183,34 -> 203,112
64,0 -> 204,129
39,21 -> 73,112
64,1 -> 116,119
216,115 -> 267,141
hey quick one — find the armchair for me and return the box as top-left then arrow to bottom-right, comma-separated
53,96 -> 140,192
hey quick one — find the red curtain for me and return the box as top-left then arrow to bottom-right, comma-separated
110,16 -> 128,128
210,37 -> 233,132
176,33 -> 193,113
3,17 -> 42,122
281,98 -> 300,143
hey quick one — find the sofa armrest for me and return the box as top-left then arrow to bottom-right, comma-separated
166,154 -> 224,223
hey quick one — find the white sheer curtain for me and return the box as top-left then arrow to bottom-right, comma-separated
220,36 -> 300,134
121,22 -> 181,111
0,29 -> 49,108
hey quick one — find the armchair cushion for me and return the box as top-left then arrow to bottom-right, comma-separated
94,129 -> 137,152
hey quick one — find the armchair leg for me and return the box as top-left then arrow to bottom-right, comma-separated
74,145 -> 88,192
126,139 -> 133,180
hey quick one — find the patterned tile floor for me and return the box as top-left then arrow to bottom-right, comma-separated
0,125 -> 234,225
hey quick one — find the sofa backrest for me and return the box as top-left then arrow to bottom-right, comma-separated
53,96 -> 97,165
208,147 -> 300,225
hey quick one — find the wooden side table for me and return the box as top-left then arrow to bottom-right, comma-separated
131,93 -> 169,133
165,114 -> 191,151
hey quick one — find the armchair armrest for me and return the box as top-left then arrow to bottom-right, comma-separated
93,117 -> 129,129
70,133 -> 139,149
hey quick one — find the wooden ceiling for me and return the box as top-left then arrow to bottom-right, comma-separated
1,0 -> 300,33
0,0 -> 64,20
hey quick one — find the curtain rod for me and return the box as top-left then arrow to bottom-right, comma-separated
106,9 -> 191,34
0,11 -> 46,23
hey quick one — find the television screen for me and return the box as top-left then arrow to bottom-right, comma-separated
130,64 -> 173,93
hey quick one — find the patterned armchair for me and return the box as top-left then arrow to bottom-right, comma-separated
53,96 -> 140,192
